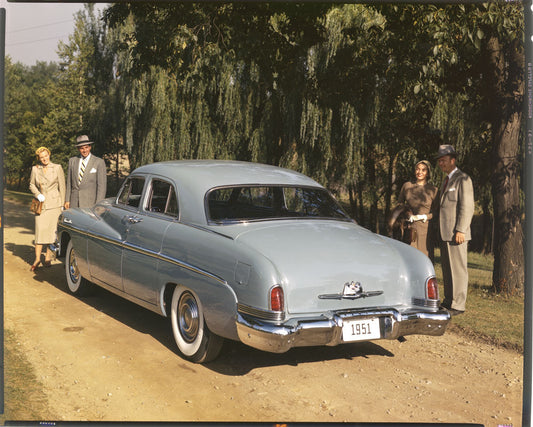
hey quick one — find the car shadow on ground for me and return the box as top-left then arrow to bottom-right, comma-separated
207,339 -> 395,375
5,200 -> 398,373
25,263 -> 396,374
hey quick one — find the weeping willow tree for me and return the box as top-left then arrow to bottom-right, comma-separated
102,3 -> 524,294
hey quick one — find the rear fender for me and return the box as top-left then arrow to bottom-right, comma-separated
159,264 -> 239,341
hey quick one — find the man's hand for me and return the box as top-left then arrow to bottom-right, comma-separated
64,202 -> 70,210
454,231 -> 465,244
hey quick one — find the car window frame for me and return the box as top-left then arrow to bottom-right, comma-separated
143,176 -> 180,220
115,175 -> 147,212
205,184 -> 353,225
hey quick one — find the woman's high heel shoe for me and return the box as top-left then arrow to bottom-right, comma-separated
30,261 -> 41,271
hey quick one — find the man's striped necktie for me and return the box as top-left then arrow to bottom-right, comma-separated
78,157 -> 87,184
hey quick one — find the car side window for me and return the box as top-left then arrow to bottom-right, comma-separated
117,177 -> 145,208
146,179 -> 179,218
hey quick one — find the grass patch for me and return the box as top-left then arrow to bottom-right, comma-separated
434,249 -> 524,352
4,190 -> 33,205
2,329 -> 57,422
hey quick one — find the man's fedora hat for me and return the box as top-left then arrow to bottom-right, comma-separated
436,144 -> 456,159
76,135 -> 94,147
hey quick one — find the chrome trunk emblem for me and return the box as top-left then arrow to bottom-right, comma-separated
318,281 -> 383,300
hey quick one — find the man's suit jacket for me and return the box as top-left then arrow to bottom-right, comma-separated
438,168 -> 474,242
66,155 -> 107,208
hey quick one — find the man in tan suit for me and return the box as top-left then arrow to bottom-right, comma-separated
436,145 -> 474,315
65,135 -> 107,209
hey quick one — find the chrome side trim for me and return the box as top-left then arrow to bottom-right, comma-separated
238,303 -> 285,322
412,297 -> 440,309
58,223 -> 227,286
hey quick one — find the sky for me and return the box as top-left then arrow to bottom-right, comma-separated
2,1 -> 107,65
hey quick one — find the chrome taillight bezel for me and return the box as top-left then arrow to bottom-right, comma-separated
269,284 -> 284,312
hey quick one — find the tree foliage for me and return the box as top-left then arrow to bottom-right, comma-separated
5,3 -> 525,294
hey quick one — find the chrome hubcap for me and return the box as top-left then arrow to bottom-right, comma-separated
178,292 -> 199,343
69,248 -> 80,283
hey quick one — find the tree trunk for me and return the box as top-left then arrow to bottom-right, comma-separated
486,36 -> 524,295
348,182 -> 358,221
481,198 -> 493,254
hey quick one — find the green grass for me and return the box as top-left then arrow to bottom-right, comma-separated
4,190 -> 34,205
434,248 -> 524,352
2,329 -> 56,422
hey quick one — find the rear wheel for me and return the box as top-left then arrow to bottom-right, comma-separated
65,240 -> 92,296
170,286 -> 223,363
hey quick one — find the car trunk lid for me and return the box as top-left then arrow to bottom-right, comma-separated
229,220 -> 412,315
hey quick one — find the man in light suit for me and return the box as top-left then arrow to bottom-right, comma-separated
436,144 -> 474,316
64,135 -> 107,209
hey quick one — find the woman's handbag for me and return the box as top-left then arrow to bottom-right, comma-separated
30,198 -> 43,215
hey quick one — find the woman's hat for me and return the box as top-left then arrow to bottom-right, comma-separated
415,160 -> 432,179
76,135 -> 94,147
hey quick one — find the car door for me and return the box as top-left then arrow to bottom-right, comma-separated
121,177 -> 179,305
88,175 -> 147,291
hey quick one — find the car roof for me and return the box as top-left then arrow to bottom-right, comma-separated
131,160 -> 323,224
133,160 -> 321,191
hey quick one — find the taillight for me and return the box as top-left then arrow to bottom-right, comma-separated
270,285 -> 284,311
426,277 -> 439,300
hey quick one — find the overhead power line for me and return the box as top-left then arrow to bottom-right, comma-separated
7,18 -> 75,34
7,34 -> 71,47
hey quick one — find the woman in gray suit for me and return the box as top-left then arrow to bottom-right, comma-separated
29,147 -> 66,271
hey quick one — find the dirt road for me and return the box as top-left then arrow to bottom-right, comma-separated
3,198 -> 524,425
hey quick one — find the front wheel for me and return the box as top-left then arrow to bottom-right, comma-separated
65,240 -> 92,296
170,286 -> 223,363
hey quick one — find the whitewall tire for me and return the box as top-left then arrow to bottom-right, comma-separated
170,286 -> 223,363
65,240 -> 92,296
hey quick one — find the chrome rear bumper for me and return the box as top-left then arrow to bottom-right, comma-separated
236,307 -> 450,353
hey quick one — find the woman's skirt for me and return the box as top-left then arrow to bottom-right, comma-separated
411,220 -> 431,256
35,207 -> 62,244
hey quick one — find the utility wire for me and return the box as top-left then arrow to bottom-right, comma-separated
7,34 -> 71,47
7,18 -> 75,34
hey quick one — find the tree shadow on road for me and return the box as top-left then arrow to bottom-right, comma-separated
28,268 -> 178,349
4,243 -> 36,265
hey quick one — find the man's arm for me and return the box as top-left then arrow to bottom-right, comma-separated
64,158 -> 73,209
96,157 -> 107,202
454,173 -> 474,242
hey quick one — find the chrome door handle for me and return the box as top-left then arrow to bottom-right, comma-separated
124,215 -> 143,224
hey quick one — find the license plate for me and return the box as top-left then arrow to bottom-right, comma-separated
342,318 -> 381,342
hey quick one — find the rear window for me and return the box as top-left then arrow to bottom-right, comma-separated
207,185 -> 350,223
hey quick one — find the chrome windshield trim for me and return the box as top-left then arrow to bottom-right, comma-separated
58,223 -> 227,286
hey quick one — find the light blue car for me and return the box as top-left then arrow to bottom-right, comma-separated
57,160 -> 450,363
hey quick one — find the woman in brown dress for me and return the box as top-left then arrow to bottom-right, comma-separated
397,160 -> 438,257
29,147 -> 66,271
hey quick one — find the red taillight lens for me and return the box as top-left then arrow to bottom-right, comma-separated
270,286 -> 284,311
427,277 -> 439,300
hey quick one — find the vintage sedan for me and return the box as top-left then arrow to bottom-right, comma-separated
57,160 -> 450,363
